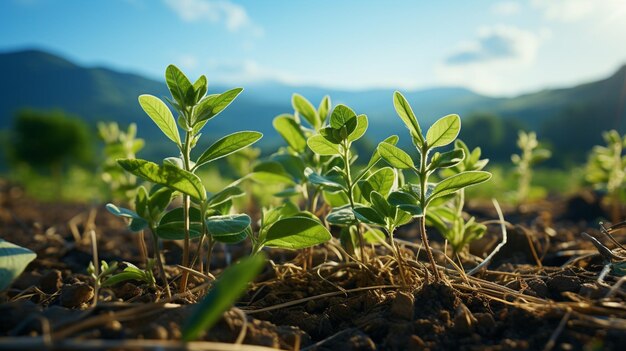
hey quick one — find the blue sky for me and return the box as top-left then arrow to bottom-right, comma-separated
2,0 -> 626,96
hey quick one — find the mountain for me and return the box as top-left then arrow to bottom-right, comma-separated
1,49 -> 625,163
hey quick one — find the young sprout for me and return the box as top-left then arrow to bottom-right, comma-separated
377,91 -> 491,282
97,122 -> 144,203
585,130 -> 626,222
511,131 -> 551,204
429,140 -> 490,254
108,65 -> 262,292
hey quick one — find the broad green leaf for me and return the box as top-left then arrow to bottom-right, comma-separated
425,114 -> 460,148
367,167 -> 396,197
378,142 -> 415,169
193,88 -> 243,124
326,206 -> 356,226
156,207 -> 203,240
393,91 -> 423,145
318,95 -> 331,125
347,114 -> 368,142
292,94 -> 318,128
308,134 -> 341,155
148,187 -> 174,217
367,135 -> 399,168
370,191 -> 393,218
135,186 -> 149,219
207,186 -> 245,207
388,191 -> 422,216
363,228 -> 386,244
353,206 -> 386,226
304,168 -> 345,191
118,159 -> 206,201
138,94 -> 181,146
319,127 -> 342,144
273,115 -> 306,152
262,217 -> 331,250
0,239 -> 37,291
429,149 -> 464,170
330,104 -> 357,129
165,64 -> 193,107
259,203 -> 300,242
213,230 -> 248,244
192,75 -> 208,103
429,171 -> 491,203
206,214 -> 251,237
182,253 -> 266,341
271,154 -> 306,182
196,131 -> 262,168
251,161 -> 294,185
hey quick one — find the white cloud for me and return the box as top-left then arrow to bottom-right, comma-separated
205,59 -> 297,84
445,25 -> 542,65
491,1 -> 521,16
439,26 -> 549,95
163,0 -> 263,35
531,0 -> 594,22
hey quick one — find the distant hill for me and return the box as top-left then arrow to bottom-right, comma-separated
1,49 -> 625,163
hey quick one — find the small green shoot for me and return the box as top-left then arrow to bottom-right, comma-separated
585,130 -> 626,222
511,131 -> 551,204
378,91 -> 491,281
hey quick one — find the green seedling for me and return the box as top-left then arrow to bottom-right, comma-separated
108,65 -> 262,292
429,140 -> 490,254
377,91 -> 491,281
0,239 -> 37,291
97,122 -> 144,203
306,103 -> 398,259
89,260 -> 156,288
252,94 -> 332,212
586,130 -> 626,222
249,202 -> 332,254
182,253 -> 266,341
511,131 -> 551,204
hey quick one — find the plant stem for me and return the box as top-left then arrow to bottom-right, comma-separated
150,226 -> 171,298
343,142 -> 365,261
418,148 -> 441,282
179,131 -> 193,293
206,235 -> 215,273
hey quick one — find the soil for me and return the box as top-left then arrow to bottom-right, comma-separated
1,179 -> 626,350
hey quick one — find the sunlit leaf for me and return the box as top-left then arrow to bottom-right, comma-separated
138,94 -> 181,146
378,142 -> 415,169
425,114 -> 460,149
273,114 -> 306,152
262,217 -> 331,250
196,131 -> 262,168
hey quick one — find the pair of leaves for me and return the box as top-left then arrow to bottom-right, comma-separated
165,64 -> 206,110
156,207 -> 250,243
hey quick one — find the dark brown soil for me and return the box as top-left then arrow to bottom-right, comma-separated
1,179 -> 626,350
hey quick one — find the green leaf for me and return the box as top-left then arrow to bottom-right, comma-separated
347,114 -> 368,142
251,161 -> 294,185
182,253 -> 266,341
363,228 -> 386,244
425,114 -> 460,149
262,217 -> 331,250
304,168 -> 345,191
193,88 -> 243,125
118,159 -> 206,201
207,186 -> 245,207
165,64 -> 193,108
105,204 -> 147,232
388,191 -> 422,216
393,91 -> 423,145
273,115 -> 306,152
292,94 -> 318,128
213,230 -> 248,244
367,167 -> 396,197
378,142 -> 415,169
318,95 -> 331,125
367,135 -> 399,168
370,191 -> 393,218
156,207 -> 203,240
270,154 -> 306,182
326,206 -> 356,226
138,94 -> 181,146
148,187 -> 174,217
0,239 -> 37,291
196,131 -> 262,168
353,206 -> 386,226
135,186 -> 149,219
429,171 -> 491,203
206,214 -> 251,237
192,75 -> 208,103
330,104 -> 357,129
429,149 -> 464,170
307,134 -> 341,155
